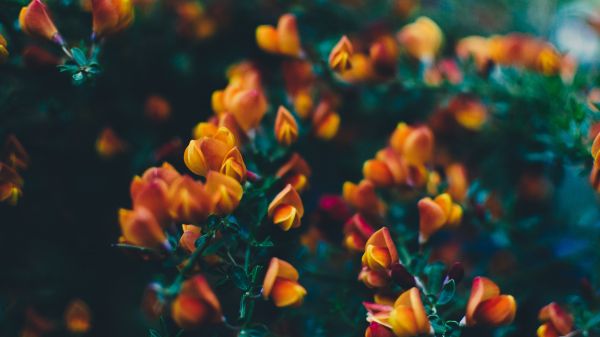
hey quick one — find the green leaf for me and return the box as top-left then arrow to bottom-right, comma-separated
424,262 -> 445,293
437,279 -> 455,305
230,265 -> 250,291
148,329 -> 162,337
71,48 -> 88,67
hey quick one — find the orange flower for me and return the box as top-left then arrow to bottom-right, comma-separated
91,0 -> 134,38
3,134 -> 30,170
455,36 -> 492,71
130,163 -> 180,202
256,13 -> 302,57
312,100 -> 341,140
389,123 -> 434,165
184,127 -> 239,177
19,0 -> 63,44
388,288 -> 431,337
0,34 -> 8,63
489,34 -> 562,75
96,127 -> 127,158
343,180 -> 386,219
446,163 -> 468,202
262,258 -> 307,307
340,53 -> 375,83
362,227 -> 399,273
365,322 -> 395,337
119,207 -> 168,249
167,175 -> 213,223
447,95 -> 488,131
274,106 -> 299,146
171,275 -> 223,328
418,193 -> 462,244
64,299 -> 91,333
370,36 -> 399,74
205,171 -> 243,215
537,302 -> 573,337
282,59 -> 314,98
359,268 -> 389,288
131,178 -> 170,225
145,95 -> 171,122
329,35 -> 354,72
212,69 -> 268,132
179,224 -> 201,254
465,277 -> 517,327
0,163 -> 23,205
397,17 -> 443,62
276,153 -> 311,193
343,213 -> 375,251
268,184 -> 304,231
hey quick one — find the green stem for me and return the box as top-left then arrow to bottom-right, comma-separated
174,233 -> 213,285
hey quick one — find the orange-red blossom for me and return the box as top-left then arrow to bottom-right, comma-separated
262,258 -> 307,307
171,275 -> 223,329
359,227 -> 398,288
465,276 -> 517,327
256,13 -> 302,57
364,288 -> 431,337
91,0 -> 134,39
329,35 -> 354,72
268,184 -> 304,231
19,0 -> 64,44
537,302 -> 574,337
274,106 -> 299,146
418,193 -> 462,244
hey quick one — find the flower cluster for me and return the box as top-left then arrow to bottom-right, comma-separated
0,135 -> 29,205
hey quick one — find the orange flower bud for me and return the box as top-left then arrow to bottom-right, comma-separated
262,258 -> 307,307
205,171 -> 243,214
365,322 -> 395,337
402,126 -> 434,165
19,0 -> 62,44
171,275 -> 223,329
218,113 -> 247,145
456,36 -> 491,71
168,175 -> 213,223
145,95 -> 171,122
538,303 -> 573,336
227,88 -> 268,131
96,127 -> 127,158
447,95 -> 488,131
130,162 -> 180,199
179,224 -> 201,254
343,180 -> 386,219
466,277 -> 516,327
361,227 -> 399,272
132,179 -> 170,225
293,90 -> 314,119
0,162 -> 23,205
256,25 -> 279,53
119,207 -> 168,249
192,122 -> 219,140
343,213 -> 375,251
397,17 -> 443,62
64,299 -> 91,333
340,53 -> 375,83
592,131 -> 600,159
359,268 -> 389,288
446,163 -> 468,202
219,147 -> 246,183
268,184 -> 304,231
418,193 -> 463,243
91,0 -> 134,38
329,35 -> 354,72
389,288 -> 431,337
312,100 -> 340,140
363,159 -> 395,187
3,135 -> 30,170
282,59 -> 314,99
256,13 -> 302,57
277,14 -> 301,57
184,127 -> 237,177
0,35 -> 8,63
274,106 -> 299,146
276,153 -> 311,193
370,36 -> 399,74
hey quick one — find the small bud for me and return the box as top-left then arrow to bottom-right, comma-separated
445,262 -> 464,285
390,263 -> 416,289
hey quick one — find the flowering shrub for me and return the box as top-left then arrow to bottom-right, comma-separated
3,1 -> 600,337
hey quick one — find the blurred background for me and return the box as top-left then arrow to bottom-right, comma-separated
2,0 -> 600,336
